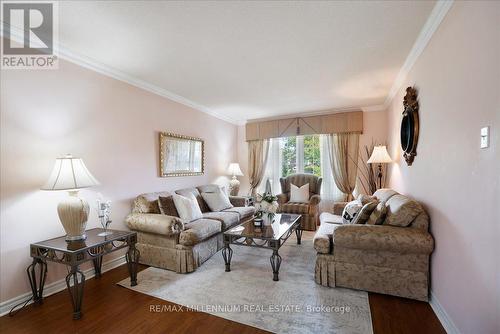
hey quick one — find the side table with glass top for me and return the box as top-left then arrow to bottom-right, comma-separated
27,228 -> 140,319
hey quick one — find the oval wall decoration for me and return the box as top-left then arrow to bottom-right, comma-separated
400,87 -> 419,166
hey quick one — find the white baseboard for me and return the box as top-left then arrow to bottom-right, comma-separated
429,290 -> 461,334
0,255 -> 127,317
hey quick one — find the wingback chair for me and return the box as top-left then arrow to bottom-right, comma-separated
277,173 -> 322,231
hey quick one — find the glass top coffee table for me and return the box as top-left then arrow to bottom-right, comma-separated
222,213 -> 302,281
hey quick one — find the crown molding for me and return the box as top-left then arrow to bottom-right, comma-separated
1,25 -> 241,125
383,0 -> 454,109
2,1 -> 453,126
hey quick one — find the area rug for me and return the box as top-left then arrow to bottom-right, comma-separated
118,232 -> 373,334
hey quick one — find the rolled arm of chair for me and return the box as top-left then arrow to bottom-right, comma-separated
333,225 -> 434,254
333,202 -> 348,215
229,195 -> 247,207
309,194 -> 321,206
125,213 -> 184,236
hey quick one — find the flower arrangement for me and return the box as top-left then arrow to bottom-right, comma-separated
254,193 -> 279,221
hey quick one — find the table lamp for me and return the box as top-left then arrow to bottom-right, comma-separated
227,163 -> 243,196
367,145 -> 392,189
41,154 -> 100,241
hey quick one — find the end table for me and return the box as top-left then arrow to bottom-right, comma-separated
27,228 -> 139,319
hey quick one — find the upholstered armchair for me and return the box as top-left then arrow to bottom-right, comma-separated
277,173 -> 322,231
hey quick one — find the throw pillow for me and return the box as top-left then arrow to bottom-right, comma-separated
384,195 -> 422,227
342,200 -> 363,224
352,200 -> 379,224
290,183 -> 309,203
201,189 -> 233,212
158,195 -> 179,217
367,202 -> 387,225
357,194 -> 377,205
172,193 -> 203,222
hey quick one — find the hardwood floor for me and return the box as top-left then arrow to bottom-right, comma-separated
0,264 -> 445,334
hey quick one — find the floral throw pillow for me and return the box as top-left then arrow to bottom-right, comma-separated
342,200 -> 363,224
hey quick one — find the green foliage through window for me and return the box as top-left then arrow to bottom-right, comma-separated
280,135 -> 320,177
303,135 -> 321,176
281,136 -> 296,177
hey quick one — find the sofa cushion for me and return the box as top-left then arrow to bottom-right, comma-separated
179,219 -> 221,246
201,189 -> 233,212
281,202 -> 309,214
366,202 -> 386,225
197,184 -> 227,194
175,187 -> 209,212
173,193 -> 203,223
319,212 -> 343,225
158,195 -> 179,217
384,194 -> 423,227
342,200 -> 363,224
332,224 -> 434,254
314,223 -> 338,254
223,206 -> 255,220
133,191 -> 171,214
202,211 -> 240,230
290,183 -> 310,203
357,194 -> 377,205
373,188 -> 399,203
352,200 -> 379,224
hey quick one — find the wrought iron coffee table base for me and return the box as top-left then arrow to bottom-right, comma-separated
222,216 -> 302,281
27,229 -> 139,319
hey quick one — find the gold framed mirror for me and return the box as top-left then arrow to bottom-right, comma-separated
159,132 -> 204,177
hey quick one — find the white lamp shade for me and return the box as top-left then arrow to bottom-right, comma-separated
41,154 -> 100,190
227,163 -> 243,176
367,146 -> 392,164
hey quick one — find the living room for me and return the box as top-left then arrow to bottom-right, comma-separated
0,1 -> 498,334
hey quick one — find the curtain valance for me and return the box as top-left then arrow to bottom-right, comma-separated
245,111 -> 363,141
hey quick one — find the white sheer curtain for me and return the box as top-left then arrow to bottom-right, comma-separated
320,135 -> 344,201
258,138 -> 282,195
258,135 -> 343,201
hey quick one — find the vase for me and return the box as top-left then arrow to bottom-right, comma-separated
262,213 -> 274,226
57,190 -> 89,241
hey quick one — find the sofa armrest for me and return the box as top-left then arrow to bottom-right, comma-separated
125,213 -> 184,236
309,194 -> 321,206
229,195 -> 248,207
333,202 -> 348,215
333,225 -> 434,254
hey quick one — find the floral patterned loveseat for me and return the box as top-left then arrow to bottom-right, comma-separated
314,188 -> 434,301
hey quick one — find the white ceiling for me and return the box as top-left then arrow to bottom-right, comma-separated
57,1 -> 436,124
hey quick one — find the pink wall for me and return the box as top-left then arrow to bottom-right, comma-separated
0,59 -> 238,303
386,2 -> 499,333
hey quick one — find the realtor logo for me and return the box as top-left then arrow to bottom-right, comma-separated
1,1 -> 58,69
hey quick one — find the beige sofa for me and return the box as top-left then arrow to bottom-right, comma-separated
125,184 -> 255,273
313,189 -> 434,301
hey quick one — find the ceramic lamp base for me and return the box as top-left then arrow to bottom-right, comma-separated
229,176 -> 240,196
57,190 -> 89,241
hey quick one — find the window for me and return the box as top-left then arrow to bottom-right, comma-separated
259,135 -> 342,200
280,135 -> 320,177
